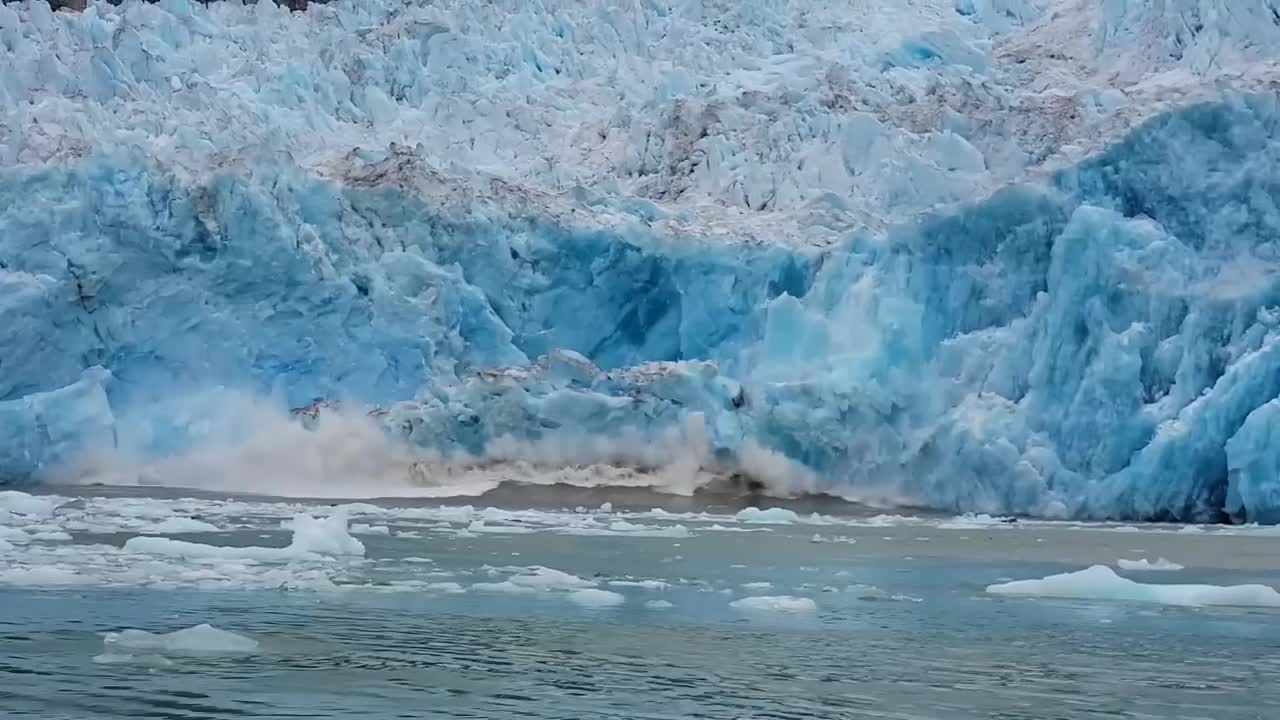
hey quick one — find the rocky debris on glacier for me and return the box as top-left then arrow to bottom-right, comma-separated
2,1 -> 1280,522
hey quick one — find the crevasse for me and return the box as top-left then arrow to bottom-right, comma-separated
2,0 -> 1279,522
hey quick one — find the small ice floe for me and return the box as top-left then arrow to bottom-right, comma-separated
124,513 -> 364,562
987,565 -> 1280,608
1116,557 -> 1184,572
141,517 -> 221,534
94,623 -> 259,665
729,595 -> 817,613
567,589 -> 625,607
734,507 -> 800,524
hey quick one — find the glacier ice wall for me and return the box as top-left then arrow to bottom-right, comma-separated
2,0 -> 1280,522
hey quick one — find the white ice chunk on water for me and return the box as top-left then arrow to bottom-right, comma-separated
937,514 -> 1011,530
987,565 -> 1280,608
466,520 -> 535,535
469,581 -> 537,595
125,513 -> 364,561
607,579 -> 670,590
281,513 -> 366,556
506,566 -> 596,591
1116,558 -> 1184,572
142,517 -> 221,534
473,565 -> 597,594
92,651 -> 174,667
567,589 -> 625,607
424,582 -> 465,594
730,596 -> 818,613
847,584 -> 924,603
123,536 -> 317,562
103,624 -> 258,654
350,523 -> 391,536
0,566 -> 88,586
0,491 -> 63,518
734,507 -> 800,524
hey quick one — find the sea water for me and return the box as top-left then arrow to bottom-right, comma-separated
2,488 -> 1277,719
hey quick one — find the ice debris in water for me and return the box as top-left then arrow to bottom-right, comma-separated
350,523 -> 391,536
141,517 -> 221,534
0,566 -> 88,586
2,0 -> 1280,524
848,585 -> 924,603
986,566 -> 1280,608
734,508 -> 801,525
0,492 -> 63,519
567,589 -> 626,608
505,566 -> 596,590
102,624 -> 259,655
937,514 -> 1013,530
124,513 -> 364,561
283,513 -> 366,556
472,566 -> 597,595
1116,558 -> 1184,572
730,596 -> 818,613
607,579 -> 669,590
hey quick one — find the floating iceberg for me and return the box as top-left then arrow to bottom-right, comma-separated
734,508 -> 801,525
140,517 -> 222,534
123,512 -> 364,561
567,588 -> 626,608
103,624 -> 259,655
1116,558 -> 1184,572
730,595 -> 818,613
2,1 -> 1279,523
987,565 -> 1280,608
94,623 -> 258,665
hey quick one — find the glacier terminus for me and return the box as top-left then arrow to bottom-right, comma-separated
3,0 -> 1280,523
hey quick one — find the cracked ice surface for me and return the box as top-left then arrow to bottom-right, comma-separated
3,0 -> 1280,521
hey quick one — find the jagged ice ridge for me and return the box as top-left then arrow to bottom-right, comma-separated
2,0 -> 1280,521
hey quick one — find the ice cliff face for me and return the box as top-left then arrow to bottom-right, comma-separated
2,0 -> 1280,521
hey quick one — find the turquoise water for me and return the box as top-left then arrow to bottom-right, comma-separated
2,490 -> 1279,719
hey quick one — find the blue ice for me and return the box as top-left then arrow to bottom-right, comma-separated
2,2 -> 1279,523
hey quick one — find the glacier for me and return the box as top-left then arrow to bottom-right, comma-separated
2,0 -> 1280,522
